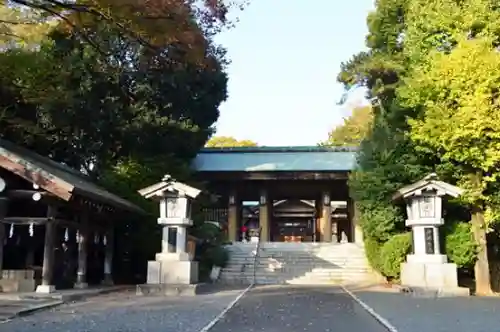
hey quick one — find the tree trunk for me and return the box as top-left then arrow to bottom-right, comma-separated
471,208 -> 493,295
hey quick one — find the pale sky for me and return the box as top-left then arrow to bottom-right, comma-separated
213,0 -> 374,146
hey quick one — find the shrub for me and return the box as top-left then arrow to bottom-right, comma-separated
360,204 -> 404,242
190,219 -> 228,280
190,222 -> 224,244
443,221 -> 477,268
207,246 -> 229,268
379,232 -> 412,280
364,237 -> 383,272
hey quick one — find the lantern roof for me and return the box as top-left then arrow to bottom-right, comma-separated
392,173 -> 463,201
138,175 -> 201,200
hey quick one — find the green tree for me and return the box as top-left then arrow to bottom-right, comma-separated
205,136 -> 258,147
320,105 -> 373,146
3,0 -> 247,56
336,0 -> 430,279
338,0 -> 498,293
0,1 -> 235,280
402,36 -> 500,294
0,18 -> 227,177
0,5 -> 49,47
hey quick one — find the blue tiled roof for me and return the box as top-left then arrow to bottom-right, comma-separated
193,146 -> 358,172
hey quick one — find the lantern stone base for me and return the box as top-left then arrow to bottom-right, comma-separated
406,253 -> 448,264
155,252 -> 191,262
36,284 -> 56,294
401,260 -> 469,297
146,259 -> 199,285
136,283 -> 205,296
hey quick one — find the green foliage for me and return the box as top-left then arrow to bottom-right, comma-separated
358,203 -> 404,242
0,1 -> 236,282
205,246 -> 229,268
190,218 -> 229,280
379,232 -> 412,280
338,0 -> 500,291
363,237 -> 384,273
404,36 -> 500,211
190,222 -> 225,244
205,136 -> 258,147
320,106 -> 373,147
443,221 -> 478,268
0,4 -> 55,48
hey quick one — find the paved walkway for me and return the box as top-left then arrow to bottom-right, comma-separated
210,285 -> 388,332
0,286 -> 128,322
350,285 -> 500,332
0,298 -> 62,322
1,288 -> 246,332
5,284 -> 500,332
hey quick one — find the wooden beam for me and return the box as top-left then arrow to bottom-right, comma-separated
1,217 -> 69,225
5,189 -> 56,199
274,213 -> 315,217
0,155 -> 73,201
197,171 -> 349,181
0,217 -> 108,233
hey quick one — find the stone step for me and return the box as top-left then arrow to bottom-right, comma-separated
218,274 -> 372,285
220,271 -> 370,279
257,254 -> 367,259
258,253 -> 367,257
255,254 -> 367,258
220,273 -> 369,280
259,249 -> 364,254
255,268 -> 371,273
221,243 -> 371,286
238,262 -> 369,269
257,260 -> 368,264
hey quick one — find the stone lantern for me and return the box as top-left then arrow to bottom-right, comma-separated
138,175 -> 201,287
393,173 -> 469,296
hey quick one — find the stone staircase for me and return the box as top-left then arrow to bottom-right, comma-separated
218,242 -> 374,285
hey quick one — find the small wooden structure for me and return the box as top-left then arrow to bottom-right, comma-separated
0,138 -> 142,293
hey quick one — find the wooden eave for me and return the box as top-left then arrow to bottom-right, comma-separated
0,139 -> 143,214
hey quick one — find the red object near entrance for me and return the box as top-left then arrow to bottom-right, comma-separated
241,226 -> 248,233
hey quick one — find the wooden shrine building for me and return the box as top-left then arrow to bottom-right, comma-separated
0,139 -> 142,293
192,146 -> 363,244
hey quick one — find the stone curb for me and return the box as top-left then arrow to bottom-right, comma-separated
14,300 -> 64,318
341,285 -> 398,332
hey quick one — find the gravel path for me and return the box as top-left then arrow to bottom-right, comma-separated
210,285 -> 389,332
0,288 -> 245,332
352,288 -> 500,332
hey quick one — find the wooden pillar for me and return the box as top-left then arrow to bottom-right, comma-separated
321,191 -> 332,242
36,205 -> 57,293
0,198 -> 6,279
227,190 -> 239,243
259,189 -> 270,242
75,214 -> 89,288
349,198 -> 363,245
314,199 -> 321,243
102,227 -> 114,285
